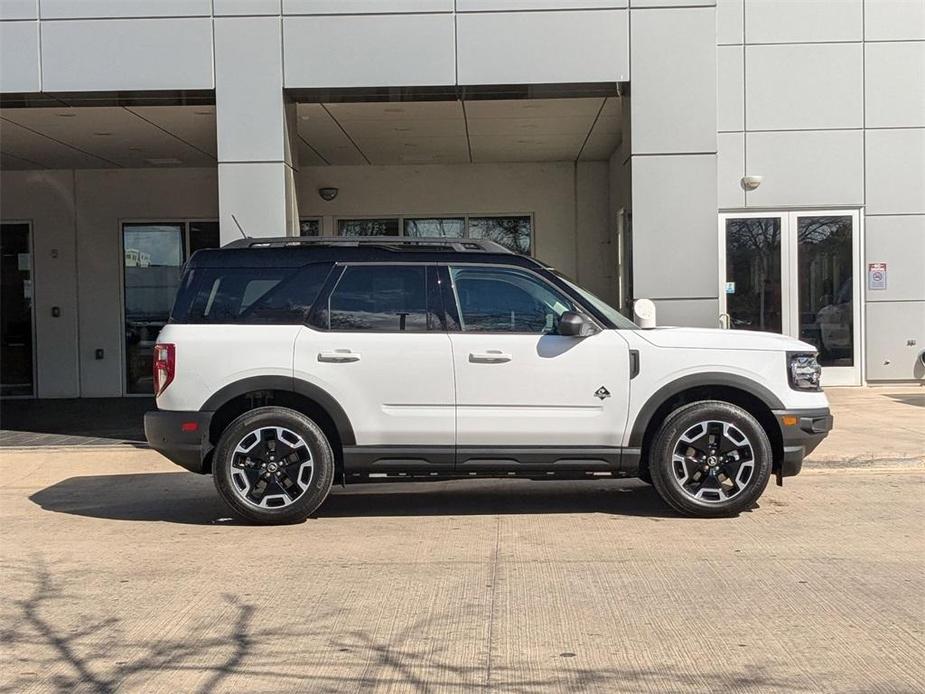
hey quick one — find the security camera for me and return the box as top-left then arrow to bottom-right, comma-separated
741,175 -> 763,191
318,187 -> 338,202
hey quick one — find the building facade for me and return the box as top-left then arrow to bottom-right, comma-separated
1,0 -> 923,399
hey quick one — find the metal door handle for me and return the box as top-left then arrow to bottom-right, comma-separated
469,350 -> 512,364
318,350 -> 360,363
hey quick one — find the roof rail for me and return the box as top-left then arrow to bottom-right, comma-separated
223,236 -> 513,254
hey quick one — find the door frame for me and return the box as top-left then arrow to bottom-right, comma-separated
0,220 -> 37,399
718,209 -> 864,386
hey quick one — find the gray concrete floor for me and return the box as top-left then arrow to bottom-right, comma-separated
0,387 -> 923,693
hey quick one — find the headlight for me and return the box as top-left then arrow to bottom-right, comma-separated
788,353 -> 822,391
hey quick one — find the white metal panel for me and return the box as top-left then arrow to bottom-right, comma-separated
457,9 -> 628,85
283,14 -> 455,87
865,128 -> 925,215
630,0 -> 714,6
746,43 -> 863,131
458,1 -> 626,8
283,0 -> 453,14
746,130 -> 863,208
864,215 -> 925,303
717,45 -> 743,132
451,330 -> 631,447
215,16 -> 287,163
651,299 -> 721,329
0,0 -> 37,20
865,301 -> 925,382
717,132 -> 745,209
865,42 -> 925,129
218,162 -> 297,243
294,328 -> 456,446
214,0 -> 281,15
716,0 -> 743,44
864,0 -> 925,41
630,7 -> 716,154
39,0 -> 211,18
744,0 -> 862,44
0,20 -> 40,92
40,18 -> 214,91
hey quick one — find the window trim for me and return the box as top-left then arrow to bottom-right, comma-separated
307,262 -> 442,334
441,263 -> 606,336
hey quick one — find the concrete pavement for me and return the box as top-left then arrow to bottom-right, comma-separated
1,387 -> 922,693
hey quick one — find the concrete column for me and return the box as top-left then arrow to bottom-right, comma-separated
214,14 -> 299,244
628,3 -> 719,327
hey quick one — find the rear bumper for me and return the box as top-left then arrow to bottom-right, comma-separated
144,410 -> 213,474
772,407 -> 834,477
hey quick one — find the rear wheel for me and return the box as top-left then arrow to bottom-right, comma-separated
213,406 -> 334,525
648,401 -> 772,517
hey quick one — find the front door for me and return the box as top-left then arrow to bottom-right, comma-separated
721,210 -> 861,386
443,264 -> 631,459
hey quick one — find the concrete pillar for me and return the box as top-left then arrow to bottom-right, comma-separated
628,3 -> 719,327
214,14 -> 299,244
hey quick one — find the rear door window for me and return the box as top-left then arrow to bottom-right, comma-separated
326,265 -> 432,332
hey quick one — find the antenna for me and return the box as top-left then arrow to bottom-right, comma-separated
231,214 -> 249,239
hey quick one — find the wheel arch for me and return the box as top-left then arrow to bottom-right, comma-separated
201,376 -> 355,474
630,374 -> 784,474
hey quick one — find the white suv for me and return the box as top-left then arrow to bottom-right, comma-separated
145,237 -> 832,524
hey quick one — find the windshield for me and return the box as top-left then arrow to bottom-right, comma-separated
552,271 -> 639,330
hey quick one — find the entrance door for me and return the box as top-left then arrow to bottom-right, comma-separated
720,211 -> 861,386
1,223 -> 34,397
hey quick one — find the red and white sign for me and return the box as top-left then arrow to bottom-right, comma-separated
868,262 -> 887,290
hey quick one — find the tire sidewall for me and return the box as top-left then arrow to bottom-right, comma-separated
649,401 -> 772,517
213,406 -> 334,525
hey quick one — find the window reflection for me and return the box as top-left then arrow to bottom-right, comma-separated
725,218 -> 783,333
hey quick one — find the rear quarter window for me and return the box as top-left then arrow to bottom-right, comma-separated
172,262 -> 332,324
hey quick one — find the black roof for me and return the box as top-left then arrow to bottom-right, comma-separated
191,236 -> 544,269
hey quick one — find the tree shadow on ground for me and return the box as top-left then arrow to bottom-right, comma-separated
1,557 -> 810,694
29,472 -> 681,525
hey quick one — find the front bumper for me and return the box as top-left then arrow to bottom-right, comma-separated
772,407 -> 834,478
144,410 -> 213,474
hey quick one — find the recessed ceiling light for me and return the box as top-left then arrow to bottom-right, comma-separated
146,157 -> 182,165
403,143 -> 418,148
128,146 -> 143,152
193,111 -> 212,116
57,112 -> 77,118
93,132 -> 112,137
394,127 -> 412,132
299,115 -> 311,120
384,108 -> 405,113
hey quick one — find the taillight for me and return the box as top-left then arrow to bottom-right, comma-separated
153,343 -> 175,397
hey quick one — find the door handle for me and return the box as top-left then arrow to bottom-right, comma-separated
318,350 -> 361,363
469,350 -> 512,364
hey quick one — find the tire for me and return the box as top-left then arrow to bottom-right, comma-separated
213,406 -> 335,525
648,400 -> 772,518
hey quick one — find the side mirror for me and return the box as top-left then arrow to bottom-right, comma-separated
557,311 -> 596,337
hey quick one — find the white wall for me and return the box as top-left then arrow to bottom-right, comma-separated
1,168 -> 219,398
297,161 -> 614,288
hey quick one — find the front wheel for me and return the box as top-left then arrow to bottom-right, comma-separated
213,406 -> 335,525
648,401 -> 772,518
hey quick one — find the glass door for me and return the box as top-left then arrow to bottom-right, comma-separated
721,210 -> 861,386
1,223 -> 34,397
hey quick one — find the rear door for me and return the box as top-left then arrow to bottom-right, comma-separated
293,263 -> 455,470
443,264 -> 631,468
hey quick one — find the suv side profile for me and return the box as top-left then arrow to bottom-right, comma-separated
145,237 -> 832,524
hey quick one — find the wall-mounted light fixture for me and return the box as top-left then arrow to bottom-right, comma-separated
318,187 -> 338,202
741,175 -> 763,191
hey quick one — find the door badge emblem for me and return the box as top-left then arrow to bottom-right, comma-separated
594,386 -> 611,400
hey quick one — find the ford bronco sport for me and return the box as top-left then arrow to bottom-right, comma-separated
144,237 -> 833,524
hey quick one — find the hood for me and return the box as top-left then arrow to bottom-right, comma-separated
636,326 -> 817,352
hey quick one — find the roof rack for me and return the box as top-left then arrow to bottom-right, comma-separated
223,236 -> 513,254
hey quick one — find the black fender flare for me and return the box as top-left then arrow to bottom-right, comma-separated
200,375 -> 356,446
628,372 -> 785,447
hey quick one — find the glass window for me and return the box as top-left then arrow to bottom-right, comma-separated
552,272 -> 638,330
338,218 -> 400,237
180,264 -> 332,325
300,219 -> 321,237
725,217 -> 783,333
404,218 -> 465,238
449,266 -> 574,333
123,224 -> 184,394
798,216 -> 854,367
328,265 -> 429,332
468,216 -> 532,255
188,221 -> 220,254
1,223 -> 33,396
